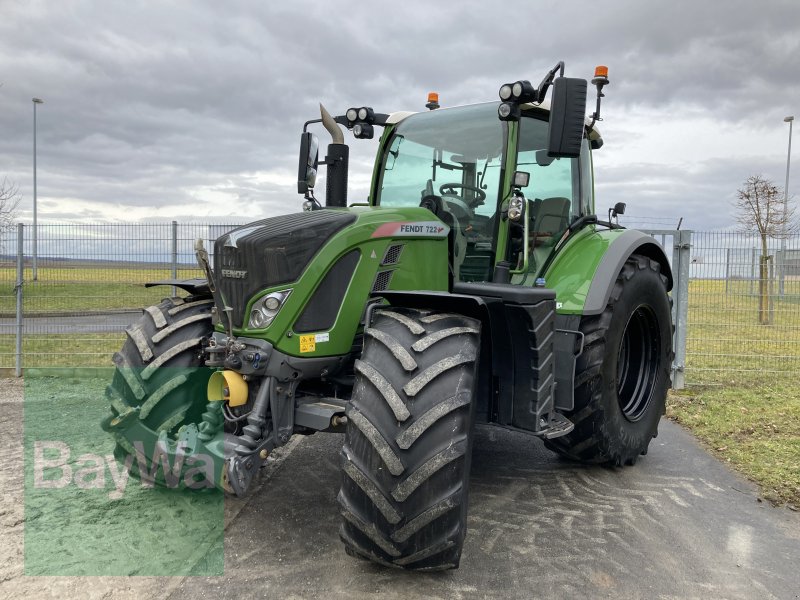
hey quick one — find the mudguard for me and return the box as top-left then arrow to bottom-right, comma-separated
544,227 -> 672,316
544,227 -> 673,410
582,229 -> 673,315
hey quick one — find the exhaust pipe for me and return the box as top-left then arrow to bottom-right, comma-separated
320,104 -> 348,208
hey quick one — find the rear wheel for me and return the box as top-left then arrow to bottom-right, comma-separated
338,307 -> 480,570
546,254 -> 672,465
104,296 -> 214,482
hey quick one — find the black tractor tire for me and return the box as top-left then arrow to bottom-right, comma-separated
545,254 -> 673,466
338,307 -> 480,571
105,295 -> 215,475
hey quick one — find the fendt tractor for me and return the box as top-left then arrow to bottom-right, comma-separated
103,62 -> 674,570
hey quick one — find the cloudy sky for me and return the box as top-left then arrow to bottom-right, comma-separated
1,0 -> 798,231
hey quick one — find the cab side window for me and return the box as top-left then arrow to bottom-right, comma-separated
517,115 -> 582,267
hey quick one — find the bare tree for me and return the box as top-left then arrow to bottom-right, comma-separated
0,177 -> 21,234
734,174 -> 797,324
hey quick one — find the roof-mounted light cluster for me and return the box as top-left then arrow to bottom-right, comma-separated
345,106 -> 375,139
497,61 -> 567,122
498,79 -> 539,121
499,80 -> 537,103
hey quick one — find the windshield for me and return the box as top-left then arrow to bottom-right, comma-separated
376,103 -> 505,282
376,103 -> 505,218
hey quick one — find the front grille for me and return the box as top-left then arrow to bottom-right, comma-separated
214,210 -> 356,327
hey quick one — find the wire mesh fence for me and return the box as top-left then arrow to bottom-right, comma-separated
2,222 -> 798,387
685,231 -> 800,385
0,222 -> 247,372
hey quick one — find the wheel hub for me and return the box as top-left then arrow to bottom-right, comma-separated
617,305 -> 661,422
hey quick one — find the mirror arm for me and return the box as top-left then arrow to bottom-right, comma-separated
303,118 -> 322,133
535,61 -> 565,102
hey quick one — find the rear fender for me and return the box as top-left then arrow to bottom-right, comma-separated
544,228 -> 672,316
583,230 -> 673,315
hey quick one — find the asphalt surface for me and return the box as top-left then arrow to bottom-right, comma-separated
0,310 -> 140,334
165,420 -> 800,600
2,377 -> 798,600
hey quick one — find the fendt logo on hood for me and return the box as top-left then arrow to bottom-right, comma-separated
221,269 -> 247,279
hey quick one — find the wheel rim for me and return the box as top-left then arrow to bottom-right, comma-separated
616,304 -> 661,422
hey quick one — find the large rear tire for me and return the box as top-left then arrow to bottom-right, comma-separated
105,296 -> 214,479
546,254 -> 672,465
338,307 -> 480,571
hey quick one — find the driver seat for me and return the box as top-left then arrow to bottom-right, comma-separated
531,197 -> 570,248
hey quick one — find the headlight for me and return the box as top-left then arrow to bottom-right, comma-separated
498,102 -> 520,121
250,309 -> 266,328
357,106 -> 374,122
499,83 -> 513,101
353,122 -> 374,139
346,108 -> 358,122
248,289 -> 291,329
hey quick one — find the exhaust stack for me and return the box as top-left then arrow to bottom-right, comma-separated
320,104 -> 348,208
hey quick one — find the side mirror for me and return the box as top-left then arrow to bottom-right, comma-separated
547,77 -> 588,158
297,132 -> 319,194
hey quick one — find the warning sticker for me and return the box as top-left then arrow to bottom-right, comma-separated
315,333 -> 330,343
299,335 -> 316,353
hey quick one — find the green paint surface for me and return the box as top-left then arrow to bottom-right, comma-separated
544,226 -> 628,314
229,206 -> 449,357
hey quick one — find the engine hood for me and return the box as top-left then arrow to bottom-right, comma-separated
214,210 -> 357,327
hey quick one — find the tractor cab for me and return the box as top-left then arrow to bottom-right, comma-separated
299,62 -> 608,289
372,100 -> 601,284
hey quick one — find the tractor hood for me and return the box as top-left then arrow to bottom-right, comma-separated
214,210 -> 356,327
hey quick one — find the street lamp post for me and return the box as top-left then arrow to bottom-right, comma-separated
781,116 -> 794,296
32,97 -> 43,281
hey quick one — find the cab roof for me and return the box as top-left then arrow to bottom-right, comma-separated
385,99 -> 603,147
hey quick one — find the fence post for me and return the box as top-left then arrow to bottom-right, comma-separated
777,248 -> 785,297
670,230 -> 691,390
750,247 -> 756,296
768,255 -> 775,320
15,223 -> 24,377
171,220 -> 178,297
725,248 -> 731,294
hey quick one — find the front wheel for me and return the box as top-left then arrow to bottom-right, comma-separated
338,307 -> 481,570
546,254 -> 673,465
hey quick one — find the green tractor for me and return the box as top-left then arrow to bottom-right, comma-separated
103,62 -> 673,571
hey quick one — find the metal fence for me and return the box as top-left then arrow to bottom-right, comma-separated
682,231 -> 800,386
2,223 -> 798,388
0,222 -> 247,375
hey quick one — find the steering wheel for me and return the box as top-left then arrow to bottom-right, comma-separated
439,183 -> 486,206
